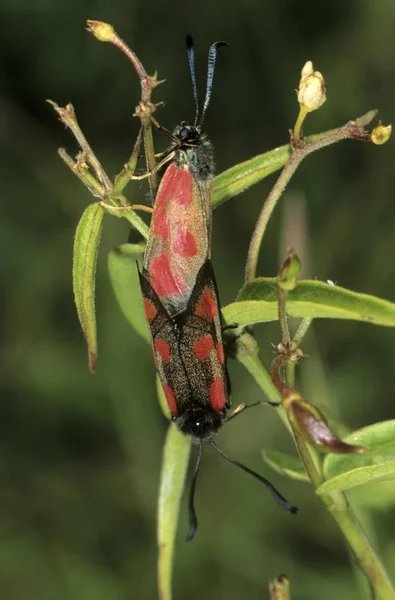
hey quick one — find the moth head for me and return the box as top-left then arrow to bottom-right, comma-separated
172,404 -> 226,441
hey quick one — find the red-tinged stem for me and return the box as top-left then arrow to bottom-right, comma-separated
110,35 -> 147,82
103,27 -> 160,194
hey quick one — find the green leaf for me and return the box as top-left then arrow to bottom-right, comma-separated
212,112 -> 376,209
73,202 -> 105,372
222,278 -> 395,327
107,243 -> 148,342
212,144 -> 291,208
316,420 -> 395,495
262,449 -> 309,482
158,424 -> 191,600
349,481 -> 395,510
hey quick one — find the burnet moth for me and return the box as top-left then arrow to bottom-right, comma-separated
140,260 -> 298,542
140,37 -> 297,540
142,35 -> 227,317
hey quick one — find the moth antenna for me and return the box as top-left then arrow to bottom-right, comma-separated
186,442 -> 203,542
199,40 -> 229,128
210,441 -> 298,515
186,34 -> 200,127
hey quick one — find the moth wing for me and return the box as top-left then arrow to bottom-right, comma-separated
177,259 -> 230,412
138,268 -> 191,415
143,163 -> 211,315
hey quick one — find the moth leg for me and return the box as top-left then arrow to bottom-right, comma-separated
226,400 -> 280,423
99,201 -> 153,214
125,149 -> 176,181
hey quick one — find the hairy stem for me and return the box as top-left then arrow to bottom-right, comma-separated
245,113 -> 374,282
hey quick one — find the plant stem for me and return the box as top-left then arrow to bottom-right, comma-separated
50,101 -> 112,191
322,492 -> 395,600
58,148 -> 105,198
245,116 -> 373,283
245,153 -> 301,282
293,317 -> 313,346
104,24 -> 161,195
293,106 -> 308,142
277,286 -> 291,344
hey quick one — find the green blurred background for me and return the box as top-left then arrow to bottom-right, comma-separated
2,1 -> 395,598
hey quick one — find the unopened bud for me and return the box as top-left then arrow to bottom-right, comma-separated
278,248 -> 301,291
87,20 -> 115,43
269,574 -> 290,600
297,61 -> 326,112
371,122 -> 392,145
284,395 -> 365,454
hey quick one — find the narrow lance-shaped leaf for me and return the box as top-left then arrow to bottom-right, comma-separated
158,423 -> 191,600
212,110 -> 377,209
262,449 -> 309,483
317,420 -> 395,495
73,202 -> 105,372
222,278 -> 395,328
107,243 -> 149,343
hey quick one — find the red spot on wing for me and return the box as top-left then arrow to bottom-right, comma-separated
216,342 -> 225,364
144,298 -> 157,323
166,165 -> 194,206
193,336 -> 214,362
150,254 -> 187,297
153,165 -> 193,245
209,377 -> 226,412
172,226 -> 198,258
163,383 -> 177,415
195,287 -> 218,320
154,339 -> 171,362
152,195 -> 169,241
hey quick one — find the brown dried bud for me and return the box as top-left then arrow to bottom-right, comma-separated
284,395 -> 365,454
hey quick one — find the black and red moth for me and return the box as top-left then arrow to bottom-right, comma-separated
140,258 -> 229,441
142,35 -> 227,318
140,37 -> 297,540
139,258 -> 298,541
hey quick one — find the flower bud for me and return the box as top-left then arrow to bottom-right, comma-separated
269,574 -> 290,600
371,122 -> 392,145
297,61 -> 326,112
86,20 -> 115,43
278,248 -> 301,291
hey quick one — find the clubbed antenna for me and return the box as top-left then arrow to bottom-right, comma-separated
186,442 -> 203,542
185,35 -> 229,128
200,40 -> 229,127
210,441 -> 298,515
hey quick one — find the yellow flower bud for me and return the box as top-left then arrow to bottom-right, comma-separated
371,122 -> 392,145
86,20 -> 115,43
297,61 -> 326,112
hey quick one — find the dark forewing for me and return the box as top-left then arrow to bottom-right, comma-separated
177,259 -> 230,413
138,268 -> 192,415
